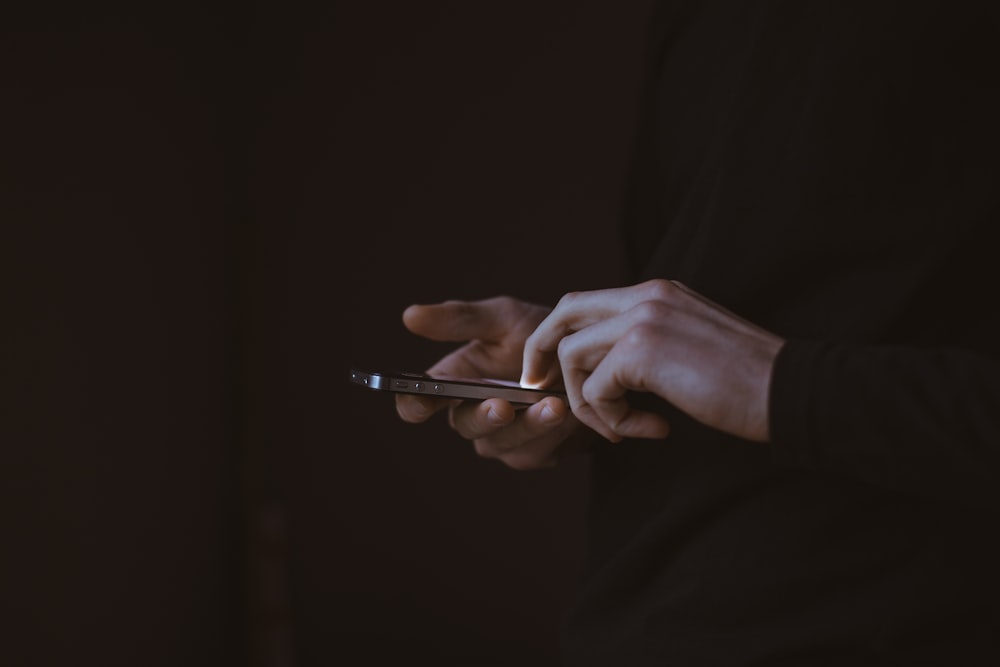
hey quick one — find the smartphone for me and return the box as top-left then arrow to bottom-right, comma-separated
349,368 -> 567,406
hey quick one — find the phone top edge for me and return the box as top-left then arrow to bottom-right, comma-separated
348,368 -> 388,390
349,367 -> 566,404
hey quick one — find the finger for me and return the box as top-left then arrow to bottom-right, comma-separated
402,297 -> 524,344
556,311 -> 639,378
520,289 -> 626,387
465,396 -> 570,456
396,394 -> 457,423
515,349 -> 562,390
582,350 -> 670,440
521,281 -> 671,386
558,352 -> 621,442
448,398 -> 517,440
553,311 -> 659,442
569,400 -> 624,443
424,341 -> 500,382
480,405 -> 571,469
558,359 -> 600,439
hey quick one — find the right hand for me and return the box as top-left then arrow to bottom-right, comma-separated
396,296 -> 588,470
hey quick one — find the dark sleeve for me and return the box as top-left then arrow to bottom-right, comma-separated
769,340 -> 1000,510
618,2 -> 697,280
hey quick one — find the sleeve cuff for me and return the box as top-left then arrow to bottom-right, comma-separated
768,339 -> 832,469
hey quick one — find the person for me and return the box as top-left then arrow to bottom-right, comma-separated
396,2 -> 1000,664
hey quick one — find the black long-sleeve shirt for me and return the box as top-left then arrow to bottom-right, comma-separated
562,2 -> 1000,664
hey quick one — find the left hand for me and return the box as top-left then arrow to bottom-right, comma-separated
520,279 -> 786,443
395,296 -> 587,470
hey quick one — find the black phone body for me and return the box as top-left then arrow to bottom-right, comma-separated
349,368 -> 566,406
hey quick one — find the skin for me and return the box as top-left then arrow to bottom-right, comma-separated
395,296 -> 581,470
398,279 -> 786,470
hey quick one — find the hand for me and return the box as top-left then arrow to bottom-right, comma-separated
396,296 -> 587,470
520,279 -> 785,443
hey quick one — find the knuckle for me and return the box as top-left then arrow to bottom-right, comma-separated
463,340 -> 489,359
642,278 -> 676,303
579,379 -> 598,404
556,290 -> 583,310
556,335 -> 578,364
491,295 -> 517,312
631,298 -> 669,322
621,321 -> 661,351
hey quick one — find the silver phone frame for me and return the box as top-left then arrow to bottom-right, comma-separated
349,368 -> 566,405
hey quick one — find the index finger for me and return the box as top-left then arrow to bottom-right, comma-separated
402,296 -> 523,344
521,283 -> 662,387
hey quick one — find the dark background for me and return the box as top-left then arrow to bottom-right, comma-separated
1,2 -> 651,665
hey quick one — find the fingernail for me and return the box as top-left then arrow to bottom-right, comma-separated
540,404 -> 562,424
519,374 -> 542,389
487,407 -> 507,425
